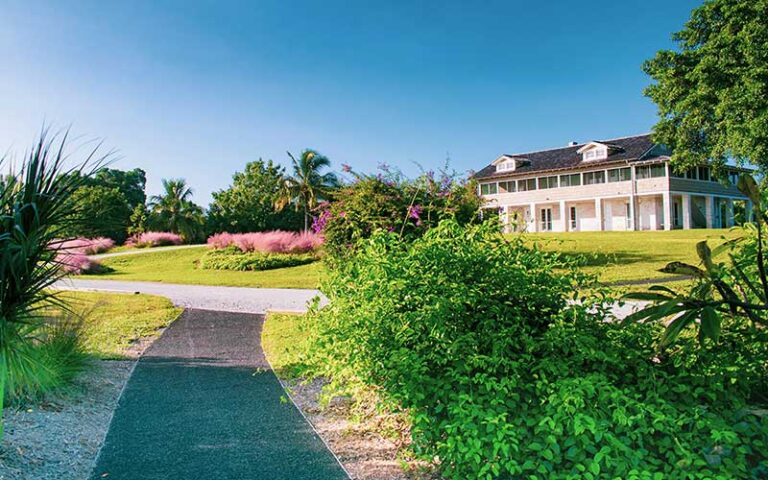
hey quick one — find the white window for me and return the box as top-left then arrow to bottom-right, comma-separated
480,183 -> 498,195
496,161 -> 514,172
538,176 -> 558,189
518,178 -> 537,191
560,173 -> 581,187
583,171 -> 605,185
499,181 -> 516,193
583,148 -> 607,161
608,167 -> 631,183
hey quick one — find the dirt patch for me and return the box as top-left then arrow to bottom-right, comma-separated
283,377 -> 437,480
0,360 -> 133,480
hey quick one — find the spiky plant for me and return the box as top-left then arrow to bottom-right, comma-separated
0,130 -> 107,438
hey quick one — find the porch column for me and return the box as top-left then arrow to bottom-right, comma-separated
705,196 -> 714,229
500,206 -> 509,233
528,202 -> 537,232
559,200 -> 567,232
682,194 -> 692,229
726,199 -> 735,227
662,192 -> 671,230
746,200 -> 754,224
628,196 -> 636,231
595,198 -> 603,231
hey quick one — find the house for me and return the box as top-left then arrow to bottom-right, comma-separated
474,134 -> 752,232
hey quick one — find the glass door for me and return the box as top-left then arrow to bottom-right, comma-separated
540,207 -> 553,231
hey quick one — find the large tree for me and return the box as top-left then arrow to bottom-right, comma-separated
148,178 -> 205,242
276,149 -> 339,231
62,185 -> 132,242
90,168 -> 147,210
643,0 -> 768,175
208,159 -> 303,233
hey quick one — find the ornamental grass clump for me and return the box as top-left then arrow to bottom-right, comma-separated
206,230 -> 322,254
304,219 -> 768,479
54,236 -> 115,255
126,231 -> 183,248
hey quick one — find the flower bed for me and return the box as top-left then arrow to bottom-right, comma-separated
126,231 -> 183,248
207,231 -> 321,254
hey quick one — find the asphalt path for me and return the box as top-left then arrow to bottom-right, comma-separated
89,309 -> 349,480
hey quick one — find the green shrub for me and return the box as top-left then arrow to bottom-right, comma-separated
199,247 -> 317,271
304,219 -> 768,479
317,168 -> 481,263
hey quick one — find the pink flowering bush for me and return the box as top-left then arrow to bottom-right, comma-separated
57,252 -> 105,274
126,231 -> 183,248
53,237 -> 115,255
207,231 -> 322,254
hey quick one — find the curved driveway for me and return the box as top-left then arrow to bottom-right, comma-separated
55,278 -> 325,313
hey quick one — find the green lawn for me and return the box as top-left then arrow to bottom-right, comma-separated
522,228 -> 741,284
87,246 -> 324,289
59,291 -> 182,359
262,312 -> 307,379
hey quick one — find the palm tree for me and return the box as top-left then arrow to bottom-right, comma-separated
276,149 -> 339,231
149,178 -> 205,241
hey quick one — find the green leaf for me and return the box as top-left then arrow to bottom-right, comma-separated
659,262 -> 704,278
696,241 -> 714,271
622,292 -> 673,302
659,310 -> 698,347
737,174 -> 761,206
699,307 -> 721,342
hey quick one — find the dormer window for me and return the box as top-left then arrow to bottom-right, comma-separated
582,147 -> 607,161
493,155 -> 528,173
577,142 -> 613,162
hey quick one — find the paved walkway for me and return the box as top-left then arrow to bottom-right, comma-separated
89,309 -> 348,480
55,278 -> 324,313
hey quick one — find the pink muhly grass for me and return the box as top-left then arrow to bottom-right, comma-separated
57,252 -> 102,274
126,231 -> 183,248
53,236 -> 115,255
206,231 -> 322,254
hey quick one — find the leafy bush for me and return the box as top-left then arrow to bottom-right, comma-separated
199,247 -> 316,271
207,230 -> 322,254
316,167 -> 480,262
207,159 -> 304,233
126,231 -> 183,248
304,219 -> 768,479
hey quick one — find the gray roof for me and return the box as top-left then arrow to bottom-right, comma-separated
474,134 -> 666,180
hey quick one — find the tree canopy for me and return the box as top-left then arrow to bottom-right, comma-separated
276,150 -> 339,231
148,178 -> 205,242
207,159 -> 303,233
643,0 -> 768,174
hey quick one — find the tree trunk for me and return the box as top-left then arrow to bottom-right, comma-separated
0,354 -> 6,440
304,206 -> 309,232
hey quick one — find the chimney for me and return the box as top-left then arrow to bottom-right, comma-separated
568,141 -> 578,146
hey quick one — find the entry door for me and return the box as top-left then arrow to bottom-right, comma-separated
540,208 -> 552,231
569,206 -> 577,231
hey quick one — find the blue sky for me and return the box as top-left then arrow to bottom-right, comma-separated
1,0 -> 701,205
